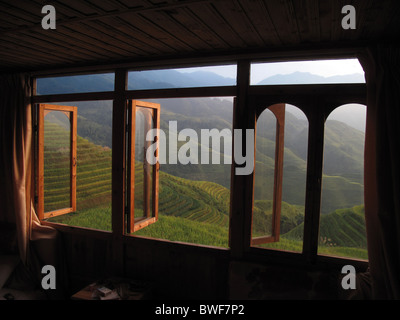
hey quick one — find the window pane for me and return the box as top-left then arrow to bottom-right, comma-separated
43,111 -> 71,212
253,108 -> 276,239
46,101 -> 113,232
134,107 -> 154,222
252,105 -> 308,253
36,73 -> 114,95
319,104 -> 367,260
132,97 -> 233,248
128,65 -> 236,90
250,59 -> 365,85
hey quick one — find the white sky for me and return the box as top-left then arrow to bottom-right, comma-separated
250,58 -> 364,84
177,58 -> 364,83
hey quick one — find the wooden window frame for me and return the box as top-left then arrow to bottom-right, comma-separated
251,103 -> 285,245
37,103 -> 77,220
31,54 -> 368,268
126,100 -> 161,233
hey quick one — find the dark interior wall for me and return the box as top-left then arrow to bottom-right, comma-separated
57,226 -> 360,300
59,227 -> 230,299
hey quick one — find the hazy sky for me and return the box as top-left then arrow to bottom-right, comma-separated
178,58 -> 365,83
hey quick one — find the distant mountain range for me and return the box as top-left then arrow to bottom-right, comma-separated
37,69 -> 366,130
38,69 -> 366,214
256,71 -> 365,85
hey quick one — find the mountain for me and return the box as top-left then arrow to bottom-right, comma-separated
39,70 -> 366,215
44,107 -> 367,258
256,71 -> 365,85
128,69 -> 235,89
36,69 -> 234,95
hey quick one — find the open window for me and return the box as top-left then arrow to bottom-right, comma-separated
126,100 -> 160,233
37,104 -> 77,220
251,103 -> 285,245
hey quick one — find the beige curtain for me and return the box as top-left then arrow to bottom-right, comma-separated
359,45 -> 400,299
0,73 -> 67,298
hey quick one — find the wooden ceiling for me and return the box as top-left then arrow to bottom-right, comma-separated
0,0 -> 399,73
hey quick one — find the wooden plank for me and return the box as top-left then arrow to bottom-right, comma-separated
301,100 -> 325,261
111,68 -> 127,276
184,2 -> 246,49
153,105 -> 160,223
71,106 -> 77,212
238,0 -> 281,46
168,6 -> 228,50
125,86 -> 236,99
32,91 -> 115,103
64,21 -> 142,57
139,7 -> 210,51
212,0 -> 265,47
127,100 -> 136,234
0,36 -> 76,65
270,104 -> 285,243
112,69 -> 127,236
229,60 -> 251,258
85,17 -> 159,55
37,104 -> 45,220
131,11 -> 196,52
44,207 -> 74,220
264,0 -> 301,46
133,217 -> 157,232
292,0 -> 321,43
142,107 -> 152,219
106,15 -> 177,55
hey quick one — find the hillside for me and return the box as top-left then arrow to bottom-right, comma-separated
39,70 -> 367,258
44,120 -> 367,258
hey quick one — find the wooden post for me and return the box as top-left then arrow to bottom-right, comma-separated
112,68 -> 127,276
229,60 -> 253,258
302,100 -> 325,262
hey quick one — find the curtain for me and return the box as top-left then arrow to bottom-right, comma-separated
0,73 -> 68,298
359,45 -> 400,299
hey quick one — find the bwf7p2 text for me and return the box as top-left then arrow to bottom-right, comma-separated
155,304 -> 245,317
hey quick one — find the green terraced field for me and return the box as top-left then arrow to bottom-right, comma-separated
45,121 -> 367,259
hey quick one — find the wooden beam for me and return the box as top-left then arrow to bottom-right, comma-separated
229,59 -> 252,258
302,99 -> 325,262
0,0 -> 213,36
111,68 -> 127,276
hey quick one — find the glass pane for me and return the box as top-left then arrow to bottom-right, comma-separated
46,101 -> 113,232
43,111 -> 71,212
36,73 -> 114,95
319,104 -> 367,260
133,97 -> 233,248
128,65 -> 237,90
134,107 -> 154,222
250,59 -> 365,85
252,105 -> 308,253
253,108 -> 276,239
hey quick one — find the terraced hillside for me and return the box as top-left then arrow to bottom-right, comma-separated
45,120 -> 367,258
45,120 -> 231,246
43,120 -> 112,213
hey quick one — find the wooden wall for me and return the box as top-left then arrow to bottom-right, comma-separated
56,225 -> 366,300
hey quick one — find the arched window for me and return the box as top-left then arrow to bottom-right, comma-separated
319,104 -> 367,260
252,104 -> 308,253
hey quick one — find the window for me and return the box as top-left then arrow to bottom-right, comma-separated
128,65 -> 236,90
252,104 -> 285,245
37,104 -> 77,220
250,59 -> 365,85
36,73 -> 114,95
37,100 -> 113,231
251,103 -> 308,253
126,100 -> 160,233
132,97 -> 233,248
319,104 -> 367,260
33,58 -> 367,264
248,58 -> 366,259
